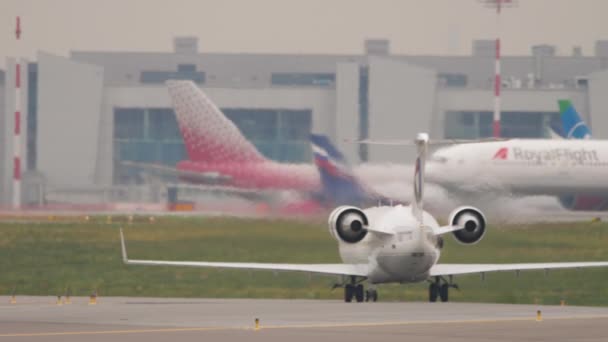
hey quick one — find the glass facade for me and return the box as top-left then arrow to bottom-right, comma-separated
444,111 -> 561,139
271,73 -> 335,86
438,73 -> 467,87
113,108 -> 187,184
113,107 -> 312,183
358,67 -> 369,162
223,108 -> 312,162
27,63 -> 38,170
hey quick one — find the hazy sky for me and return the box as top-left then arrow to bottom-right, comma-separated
1,0 -> 607,68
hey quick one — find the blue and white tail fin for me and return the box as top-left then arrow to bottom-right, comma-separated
559,100 -> 591,139
412,133 -> 428,224
310,134 -> 369,206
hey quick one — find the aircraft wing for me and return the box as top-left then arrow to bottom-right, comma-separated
120,160 -> 232,184
120,229 -> 368,277
430,262 -> 608,276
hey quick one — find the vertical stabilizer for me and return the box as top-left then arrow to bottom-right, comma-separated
310,134 -> 369,206
412,133 -> 429,224
558,100 -> 591,139
166,80 -> 267,163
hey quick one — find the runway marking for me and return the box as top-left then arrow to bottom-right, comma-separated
0,326 -> 245,337
260,314 -> 608,330
3,314 -> 608,337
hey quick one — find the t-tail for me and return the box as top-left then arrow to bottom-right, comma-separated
166,80 -> 267,163
310,134 -> 371,206
558,99 -> 591,139
412,133 -> 429,224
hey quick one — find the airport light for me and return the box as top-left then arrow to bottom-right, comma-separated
479,0 -> 517,138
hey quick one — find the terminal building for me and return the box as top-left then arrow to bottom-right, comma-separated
1,37 -> 608,206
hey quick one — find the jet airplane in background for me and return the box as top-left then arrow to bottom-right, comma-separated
120,133 -> 608,302
427,100 -> 608,211
155,81 -> 404,212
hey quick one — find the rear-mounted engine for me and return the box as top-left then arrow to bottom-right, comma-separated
448,206 -> 486,245
328,206 -> 369,244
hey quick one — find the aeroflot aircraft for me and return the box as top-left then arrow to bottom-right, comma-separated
120,133 -> 608,302
427,101 -> 607,211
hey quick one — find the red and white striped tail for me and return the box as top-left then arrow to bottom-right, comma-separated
166,80 -> 267,164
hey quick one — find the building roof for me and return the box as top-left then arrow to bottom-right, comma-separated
69,38 -> 608,89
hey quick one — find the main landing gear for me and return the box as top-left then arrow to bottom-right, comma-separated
428,276 -> 458,302
338,276 -> 378,303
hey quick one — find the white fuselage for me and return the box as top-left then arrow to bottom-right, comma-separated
426,139 -> 608,196
337,205 -> 441,284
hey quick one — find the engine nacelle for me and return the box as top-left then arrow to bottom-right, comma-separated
328,206 -> 369,244
448,206 -> 486,245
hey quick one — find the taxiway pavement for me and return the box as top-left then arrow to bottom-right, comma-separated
2,296 -> 608,341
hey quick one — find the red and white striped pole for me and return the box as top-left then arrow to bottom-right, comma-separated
493,2 -> 501,138
481,0 -> 515,137
13,16 -> 22,209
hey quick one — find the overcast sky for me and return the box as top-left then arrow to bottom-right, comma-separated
1,0 -> 607,68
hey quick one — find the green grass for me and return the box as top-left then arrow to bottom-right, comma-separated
2,216 -> 608,305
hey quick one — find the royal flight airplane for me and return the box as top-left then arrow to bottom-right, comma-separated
120,133 -> 608,302
425,100 -> 608,211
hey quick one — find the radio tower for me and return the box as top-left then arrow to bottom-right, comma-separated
480,0 -> 516,138
13,16 -> 22,209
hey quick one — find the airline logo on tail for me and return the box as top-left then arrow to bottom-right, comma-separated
310,134 -> 372,206
310,135 -> 353,180
558,100 -> 591,139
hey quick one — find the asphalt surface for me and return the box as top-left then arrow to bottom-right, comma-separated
2,297 -> 608,341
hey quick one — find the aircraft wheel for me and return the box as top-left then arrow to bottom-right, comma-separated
355,284 -> 364,303
429,283 -> 439,302
344,284 -> 354,303
365,289 -> 377,302
369,289 -> 378,302
439,284 -> 449,302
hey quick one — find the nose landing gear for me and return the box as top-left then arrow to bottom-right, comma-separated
336,276 -> 377,303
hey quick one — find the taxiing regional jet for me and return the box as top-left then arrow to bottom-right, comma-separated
120,133 -> 608,302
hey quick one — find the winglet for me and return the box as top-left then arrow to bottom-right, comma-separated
119,228 -> 129,264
